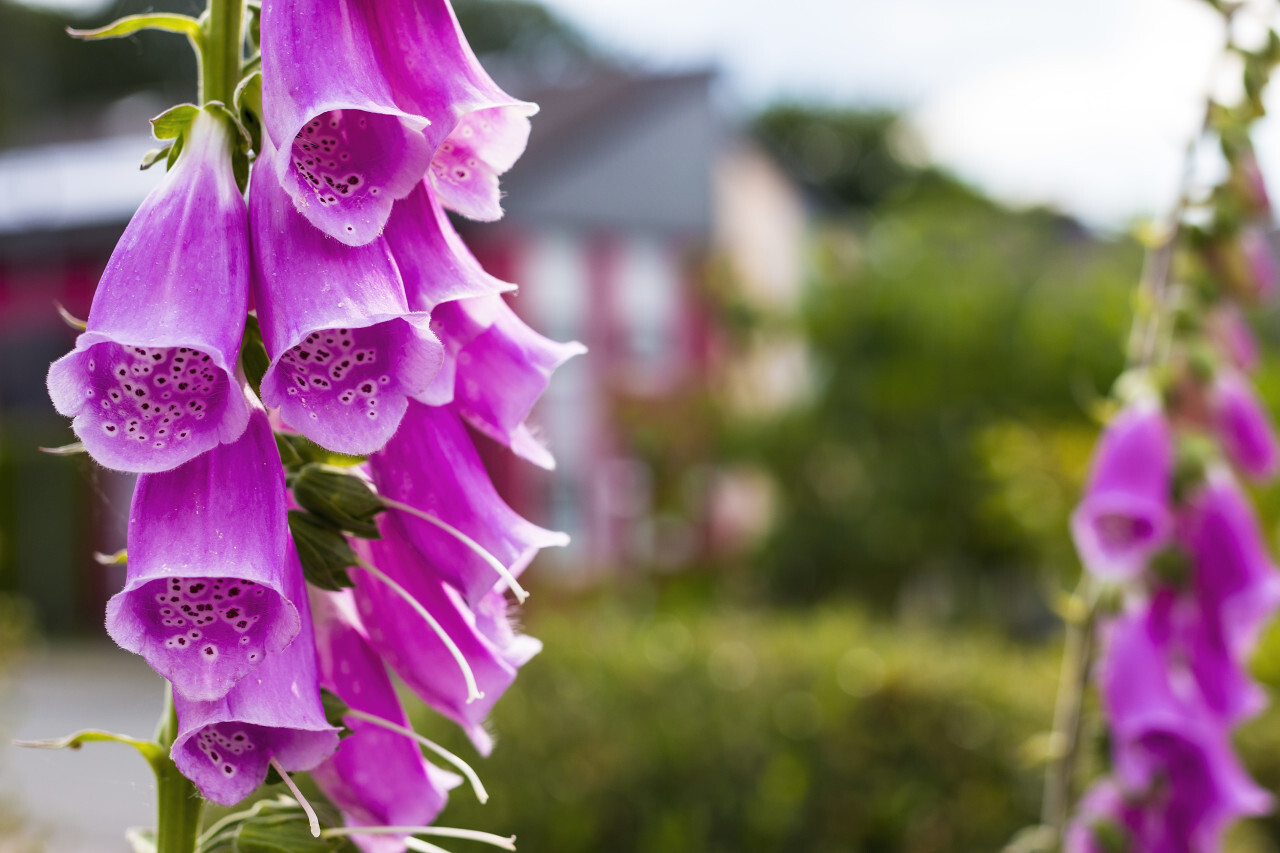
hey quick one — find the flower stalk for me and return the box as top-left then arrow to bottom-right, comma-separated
154,685 -> 205,853
200,0 -> 243,107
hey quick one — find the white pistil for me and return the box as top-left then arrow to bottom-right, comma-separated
270,758 -> 320,838
380,496 -> 530,603
404,840 -> 453,853
353,557 -> 485,704
344,708 -> 488,803
321,825 -> 516,850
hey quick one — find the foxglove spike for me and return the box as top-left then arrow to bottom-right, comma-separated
172,546 -> 339,806
1182,474 -> 1280,669
364,0 -> 537,220
260,0 -> 433,245
310,590 -> 460,853
1207,304 -> 1260,374
1070,404 -> 1174,581
250,138 -> 443,455
106,408 -> 299,702
353,517 -> 541,756
1212,373 -> 1280,481
46,107 -> 251,473
369,401 -> 567,605
1099,608 -> 1271,851
1241,225 -> 1279,301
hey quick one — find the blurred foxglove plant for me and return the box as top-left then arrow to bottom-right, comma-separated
22,2 -> 580,852
1026,5 -> 1280,852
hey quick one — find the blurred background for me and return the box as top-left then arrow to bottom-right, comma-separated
7,0 -> 1280,850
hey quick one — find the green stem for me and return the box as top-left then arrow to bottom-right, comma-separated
200,0 -> 244,106
153,684 -> 205,853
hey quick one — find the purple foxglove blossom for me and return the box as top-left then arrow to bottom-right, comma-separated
105,408 -> 299,701
362,0 -> 537,221
250,138 -> 443,455
1071,403 -> 1174,581
310,590 -> 459,853
259,0 -> 434,246
46,108 -> 251,473
1096,607 -> 1271,852
172,545 -> 339,805
353,516 -> 541,756
386,184 -> 584,466
1207,304 -> 1260,374
1066,781 -> 1136,853
369,401 -> 567,605
1211,373 -> 1280,481
1181,474 -> 1280,673
1241,225 -> 1279,301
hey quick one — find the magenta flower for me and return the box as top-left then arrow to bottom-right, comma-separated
1241,225 -> 1278,301
250,137 -> 442,455
259,0 -> 433,246
1071,404 -> 1174,581
1207,304 -> 1260,374
105,409 -> 300,701
1181,474 -> 1280,678
353,515 -> 541,756
46,108 -> 251,473
362,0 -> 537,221
369,401 -> 568,606
1211,373 -> 1280,481
310,589 -> 460,853
171,544 -> 339,805
1098,607 -> 1271,852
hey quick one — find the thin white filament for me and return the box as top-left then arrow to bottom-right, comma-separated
404,839 -> 452,853
344,708 -> 488,803
322,825 -> 515,850
270,758 -> 320,838
380,496 -> 529,603
354,557 -> 485,704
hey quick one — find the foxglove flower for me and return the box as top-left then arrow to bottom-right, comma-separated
310,589 -> 460,853
369,401 -> 567,605
171,543 -> 339,805
1071,404 -> 1174,581
259,0 -> 433,245
47,108 -> 251,473
1097,607 -> 1271,852
354,515 -> 541,755
1207,304 -> 1260,374
1241,225 -> 1278,301
250,137 -> 442,455
1211,373 -> 1280,481
362,0 -> 537,220
105,408 -> 299,701
1181,474 -> 1280,679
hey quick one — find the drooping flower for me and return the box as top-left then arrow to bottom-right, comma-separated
1180,474 -> 1280,682
46,107 -> 251,473
105,408 -> 299,701
259,0 -> 433,245
1071,403 -> 1175,581
1206,304 -> 1260,374
361,0 -> 537,221
368,401 -> 568,605
1095,606 -> 1271,852
310,589 -> 460,853
1240,226 -> 1278,301
250,136 -> 442,455
353,515 -> 541,756
1211,373 -> 1280,481
171,543 -> 339,805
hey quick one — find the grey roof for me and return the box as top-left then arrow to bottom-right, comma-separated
501,69 -> 719,236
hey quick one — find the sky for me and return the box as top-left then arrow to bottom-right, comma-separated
20,0 -> 1280,228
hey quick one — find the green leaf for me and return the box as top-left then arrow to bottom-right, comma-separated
234,71 -> 264,154
38,442 -> 86,456
274,432 -> 365,470
13,729 -> 164,768
139,146 -> 171,170
196,797 -> 351,853
292,465 -> 385,539
151,103 -> 200,141
319,689 -> 354,739
240,314 -> 270,399
93,549 -> 128,567
67,13 -> 202,43
288,511 -> 356,591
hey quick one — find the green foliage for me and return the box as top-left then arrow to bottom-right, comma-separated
414,601 -> 1060,853
738,183 -> 1141,611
